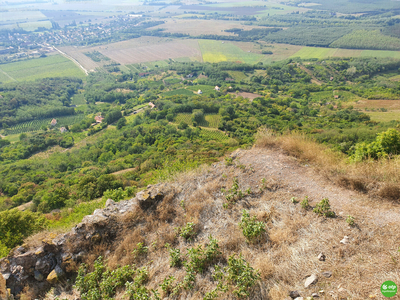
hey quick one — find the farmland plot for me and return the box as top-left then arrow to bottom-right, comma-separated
152,19 -> 260,36
58,46 -> 102,72
0,55 -> 85,82
98,40 -> 202,64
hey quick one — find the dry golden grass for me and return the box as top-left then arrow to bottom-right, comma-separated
255,127 -> 400,201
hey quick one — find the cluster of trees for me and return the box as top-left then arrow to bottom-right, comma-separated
0,78 -> 82,128
0,132 -> 75,162
330,30 -> 400,50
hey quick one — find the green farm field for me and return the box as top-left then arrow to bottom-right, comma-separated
366,111 -> 400,122
291,46 -> 400,59
186,84 -> 216,94
0,55 -> 85,82
175,113 -> 221,128
199,40 -> 263,64
3,115 -> 86,136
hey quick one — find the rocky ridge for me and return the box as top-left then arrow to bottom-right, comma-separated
0,185 -> 165,299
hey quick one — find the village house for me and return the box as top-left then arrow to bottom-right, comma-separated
95,115 -> 104,123
215,86 -> 220,91
60,127 -> 68,133
50,119 -> 57,126
197,90 -> 202,94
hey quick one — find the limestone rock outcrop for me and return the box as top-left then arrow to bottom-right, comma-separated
0,185 -> 165,298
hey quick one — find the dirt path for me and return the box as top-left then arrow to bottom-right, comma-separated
299,64 -> 323,85
234,148 -> 400,226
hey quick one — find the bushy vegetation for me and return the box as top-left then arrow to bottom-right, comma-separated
352,128 -> 400,161
330,30 -> 400,51
0,209 -> 47,257
0,77 -> 82,128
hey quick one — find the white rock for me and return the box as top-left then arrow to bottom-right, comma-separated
340,236 -> 349,244
312,293 -> 320,298
305,274 -> 318,288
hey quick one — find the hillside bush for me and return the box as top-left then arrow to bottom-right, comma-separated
239,210 -> 266,243
0,209 -> 47,257
352,128 -> 400,161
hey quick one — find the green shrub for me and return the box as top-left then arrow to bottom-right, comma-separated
132,242 -> 148,258
208,254 -> 260,299
102,186 -> 136,202
300,196 -> 309,209
313,198 -> 335,217
168,247 -> 183,268
0,208 -> 48,257
223,177 -> 246,207
176,222 -> 197,241
239,210 -> 266,243
171,236 -> 222,295
75,256 -> 136,300
346,215 -> 355,226
161,275 -> 176,295
353,128 -> 400,161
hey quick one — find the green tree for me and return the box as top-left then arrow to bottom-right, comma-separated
0,209 -> 47,257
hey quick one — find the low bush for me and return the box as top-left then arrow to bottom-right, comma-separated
239,210 -> 266,243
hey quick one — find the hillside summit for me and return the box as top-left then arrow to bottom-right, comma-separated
1,145 -> 399,300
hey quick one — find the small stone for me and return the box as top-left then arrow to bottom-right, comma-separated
46,265 -> 64,284
105,199 -> 116,208
322,271 -> 332,278
47,270 -> 58,284
340,236 -> 349,244
312,293 -> 320,298
305,274 -> 318,288
294,298 -> 304,300
318,253 -> 326,261
34,270 -> 44,281
289,291 -> 300,299
34,247 -> 45,256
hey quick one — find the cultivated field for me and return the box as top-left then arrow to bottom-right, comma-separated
61,37 -> 202,67
175,113 -> 221,128
98,39 -> 201,64
58,46 -> 103,72
3,115 -> 86,135
367,111 -> 400,122
291,46 -> 400,59
199,40 -> 263,64
152,19 -> 260,36
353,99 -> 400,110
0,55 -> 85,82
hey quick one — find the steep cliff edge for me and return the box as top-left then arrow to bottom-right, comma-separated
1,147 -> 399,299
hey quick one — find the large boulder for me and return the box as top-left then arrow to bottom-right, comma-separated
0,185 -> 167,299
137,188 -> 164,210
